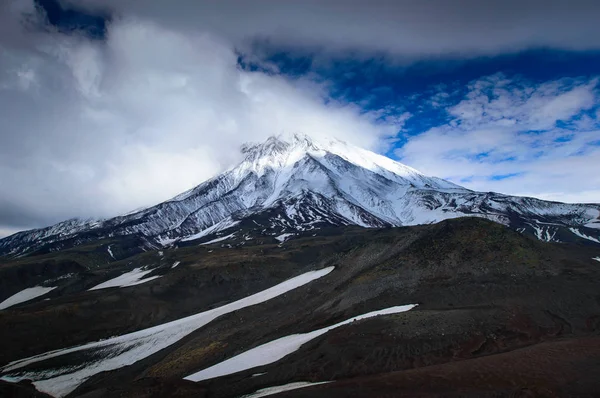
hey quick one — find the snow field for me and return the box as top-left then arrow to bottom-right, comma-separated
88,267 -> 159,290
185,304 -> 417,382
0,287 -> 57,310
1,267 -> 335,397
242,381 -> 332,398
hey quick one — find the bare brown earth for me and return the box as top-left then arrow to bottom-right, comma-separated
278,336 -> 600,398
74,337 -> 600,398
1,218 -> 600,397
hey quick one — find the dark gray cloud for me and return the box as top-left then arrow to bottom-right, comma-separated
69,0 -> 600,56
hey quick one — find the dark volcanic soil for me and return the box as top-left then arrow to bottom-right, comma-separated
1,218 -> 600,397
0,380 -> 53,397
277,336 -> 600,398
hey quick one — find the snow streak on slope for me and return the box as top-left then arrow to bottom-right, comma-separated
585,218 -> 600,229
569,228 -> 600,243
275,233 -> 294,243
106,245 -> 115,260
180,218 -> 240,242
243,381 -> 332,398
0,287 -> 57,310
200,233 -> 236,245
185,304 -> 417,382
0,267 -> 334,397
528,223 -> 559,242
88,268 -> 159,290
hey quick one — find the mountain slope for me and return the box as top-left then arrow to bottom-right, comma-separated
1,134 -> 599,258
2,218 -> 600,397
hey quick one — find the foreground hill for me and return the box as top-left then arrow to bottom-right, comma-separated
1,218 -> 600,397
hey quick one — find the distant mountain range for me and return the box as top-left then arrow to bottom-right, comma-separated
1,133 -> 599,258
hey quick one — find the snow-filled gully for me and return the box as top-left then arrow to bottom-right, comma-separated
0,286 -> 57,310
88,267 -> 161,290
0,267 -> 334,397
242,381 -> 332,398
184,304 -> 417,382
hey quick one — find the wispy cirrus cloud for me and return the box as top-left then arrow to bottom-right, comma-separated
396,74 -> 600,203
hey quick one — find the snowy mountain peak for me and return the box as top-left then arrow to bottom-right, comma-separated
237,133 -> 448,187
2,134 -> 600,257
241,133 -> 316,154
238,134 -> 311,176
240,133 -> 322,165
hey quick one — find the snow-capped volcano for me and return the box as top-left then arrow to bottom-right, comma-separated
1,134 -> 599,257
169,133 -> 465,229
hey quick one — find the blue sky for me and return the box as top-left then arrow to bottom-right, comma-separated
33,0 -> 109,39
240,46 -> 600,202
1,0 -> 600,235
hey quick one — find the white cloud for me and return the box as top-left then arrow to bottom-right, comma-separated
2,0 -> 600,234
447,74 -> 597,131
0,12 -> 403,230
397,74 -> 600,203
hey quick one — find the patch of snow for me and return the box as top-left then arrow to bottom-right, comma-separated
585,222 -> 600,230
158,251 -> 164,256
569,228 -> 600,244
275,233 -> 294,243
1,267 -> 334,397
107,245 -> 115,260
531,224 -> 543,240
242,381 -> 331,398
123,275 -> 162,287
181,219 -> 240,242
156,236 -> 178,246
527,223 -> 557,242
89,268 -> 158,290
185,304 -> 417,382
251,372 -> 267,377
200,233 -> 236,245
0,286 -> 57,310
43,273 -> 74,284
171,261 -> 181,269
593,257 -> 600,262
